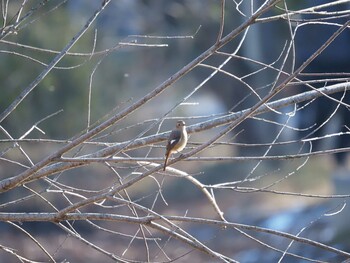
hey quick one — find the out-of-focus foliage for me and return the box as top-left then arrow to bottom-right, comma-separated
1,2 -> 95,137
0,1 -> 269,138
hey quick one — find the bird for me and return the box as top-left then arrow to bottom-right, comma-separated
163,120 -> 188,171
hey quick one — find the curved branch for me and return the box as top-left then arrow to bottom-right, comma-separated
1,212 -> 349,258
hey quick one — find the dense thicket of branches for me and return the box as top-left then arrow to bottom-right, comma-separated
1,0 -> 350,262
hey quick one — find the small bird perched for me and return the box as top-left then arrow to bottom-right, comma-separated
163,120 -> 188,171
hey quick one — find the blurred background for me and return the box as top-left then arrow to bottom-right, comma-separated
1,0 -> 350,262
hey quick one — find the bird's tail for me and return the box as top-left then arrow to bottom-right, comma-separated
163,152 -> 170,171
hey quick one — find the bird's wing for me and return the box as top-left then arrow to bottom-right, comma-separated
167,130 -> 181,151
